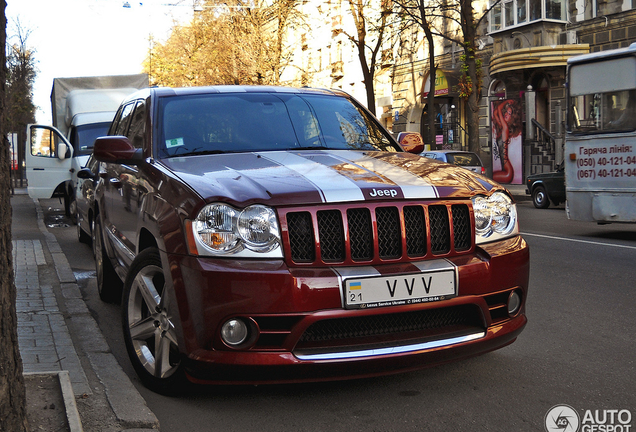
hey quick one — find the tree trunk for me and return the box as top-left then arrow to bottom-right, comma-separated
461,0 -> 481,154
0,1 -> 30,430
423,16 -> 436,147
358,43 -> 376,116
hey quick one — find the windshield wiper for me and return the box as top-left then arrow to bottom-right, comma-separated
289,146 -> 326,151
166,149 -> 227,157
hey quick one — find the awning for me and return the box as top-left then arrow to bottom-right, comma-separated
489,44 -> 590,75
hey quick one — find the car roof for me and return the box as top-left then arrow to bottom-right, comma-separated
123,85 -> 350,103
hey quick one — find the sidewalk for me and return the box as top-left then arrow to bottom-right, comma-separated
11,189 -> 159,432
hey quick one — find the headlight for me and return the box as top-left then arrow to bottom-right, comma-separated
189,203 -> 282,257
472,191 -> 518,244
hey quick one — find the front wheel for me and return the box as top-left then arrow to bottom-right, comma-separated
532,185 -> 550,209
122,248 -> 185,394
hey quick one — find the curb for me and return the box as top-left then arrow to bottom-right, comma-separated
32,197 -> 160,430
25,371 -> 83,432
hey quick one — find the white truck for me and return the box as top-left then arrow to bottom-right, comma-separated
26,74 -> 148,219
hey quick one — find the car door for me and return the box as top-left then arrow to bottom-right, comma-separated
105,99 -> 147,265
25,124 -> 73,199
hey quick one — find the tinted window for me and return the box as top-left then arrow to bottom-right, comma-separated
127,100 -> 146,149
158,93 -> 398,157
114,102 -> 136,136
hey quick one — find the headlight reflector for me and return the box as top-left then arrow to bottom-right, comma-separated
237,205 -> 279,251
472,191 -> 518,244
194,204 -> 239,252
191,203 -> 282,257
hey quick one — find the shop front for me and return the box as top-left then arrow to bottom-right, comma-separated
419,69 -> 463,150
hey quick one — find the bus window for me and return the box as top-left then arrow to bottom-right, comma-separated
570,89 -> 636,133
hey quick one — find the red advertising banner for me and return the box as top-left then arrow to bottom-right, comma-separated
491,99 -> 523,184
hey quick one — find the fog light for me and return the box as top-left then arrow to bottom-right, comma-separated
507,290 -> 522,316
221,319 -> 249,346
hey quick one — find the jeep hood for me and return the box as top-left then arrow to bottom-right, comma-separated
161,150 -> 501,206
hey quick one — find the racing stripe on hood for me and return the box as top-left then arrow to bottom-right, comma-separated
336,151 -> 439,199
257,151 -> 364,203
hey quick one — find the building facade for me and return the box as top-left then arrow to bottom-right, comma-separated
280,0 -> 636,184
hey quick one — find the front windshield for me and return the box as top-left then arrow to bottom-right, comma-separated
71,122 -> 111,156
158,92 -> 399,157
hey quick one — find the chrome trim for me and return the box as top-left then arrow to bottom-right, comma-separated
105,226 -> 136,266
294,331 -> 486,361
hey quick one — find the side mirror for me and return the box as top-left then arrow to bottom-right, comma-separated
57,143 -> 69,161
397,132 -> 425,154
94,136 -> 144,165
77,167 -> 96,180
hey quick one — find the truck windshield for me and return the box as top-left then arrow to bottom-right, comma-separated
158,92 -> 399,158
71,122 -> 111,156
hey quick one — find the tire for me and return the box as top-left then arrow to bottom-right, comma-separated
532,185 -> 550,209
121,248 -> 185,394
69,195 -> 78,225
94,215 -> 123,303
77,210 -> 91,244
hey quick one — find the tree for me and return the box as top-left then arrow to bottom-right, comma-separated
340,0 -> 392,116
145,0 -> 303,87
0,1 -> 30,430
396,0 -> 439,146
5,18 -> 37,184
395,0 -> 496,153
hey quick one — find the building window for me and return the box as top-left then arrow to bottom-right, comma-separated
492,4 -> 502,31
490,0 -> 566,32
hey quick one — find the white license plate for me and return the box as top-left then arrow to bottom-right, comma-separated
344,269 -> 456,309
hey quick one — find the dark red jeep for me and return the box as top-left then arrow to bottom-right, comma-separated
92,86 -> 529,393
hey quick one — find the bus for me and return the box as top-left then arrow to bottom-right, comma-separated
566,43 -> 636,223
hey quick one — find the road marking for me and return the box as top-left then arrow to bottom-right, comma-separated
521,232 -> 636,250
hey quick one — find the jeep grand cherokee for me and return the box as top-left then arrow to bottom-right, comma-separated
92,86 -> 529,393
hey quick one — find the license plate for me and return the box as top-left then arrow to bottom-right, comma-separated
344,269 -> 456,309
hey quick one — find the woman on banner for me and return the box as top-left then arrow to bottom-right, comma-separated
492,100 -> 523,184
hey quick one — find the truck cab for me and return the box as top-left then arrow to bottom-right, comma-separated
25,116 -> 111,218
25,74 -> 148,219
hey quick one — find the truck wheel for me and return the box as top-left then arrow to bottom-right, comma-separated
532,185 -> 550,209
122,248 -> 185,395
94,215 -> 123,303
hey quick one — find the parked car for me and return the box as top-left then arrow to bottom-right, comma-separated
421,150 -> 486,175
525,163 -> 565,209
75,153 -> 99,246
92,86 -> 529,394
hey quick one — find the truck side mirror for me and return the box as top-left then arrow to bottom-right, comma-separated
57,143 -> 70,161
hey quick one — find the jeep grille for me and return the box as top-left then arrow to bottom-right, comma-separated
283,202 -> 472,265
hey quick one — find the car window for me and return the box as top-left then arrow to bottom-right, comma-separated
127,100 -> 146,149
446,153 -> 481,166
158,93 -> 399,157
114,102 -> 136,137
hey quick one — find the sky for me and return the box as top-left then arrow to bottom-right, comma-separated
6,0 -> 194,124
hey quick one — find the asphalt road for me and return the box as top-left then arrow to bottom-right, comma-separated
39,197 -> 636,432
